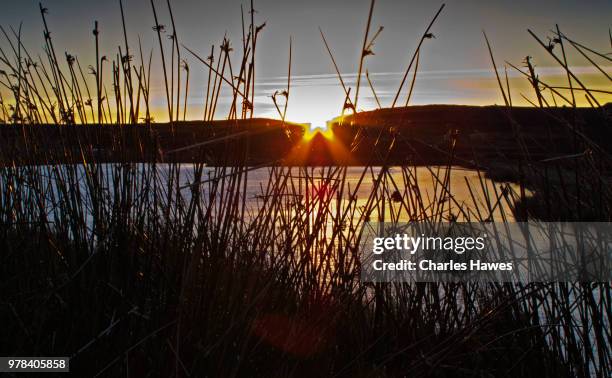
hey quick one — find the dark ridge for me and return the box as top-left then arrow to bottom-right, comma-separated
0,118 -> 305,167
1,105 -> 610,167
332,105 -> 612,166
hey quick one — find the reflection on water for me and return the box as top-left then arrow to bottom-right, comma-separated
170,165 -> 525,222
16,164 -> 525,227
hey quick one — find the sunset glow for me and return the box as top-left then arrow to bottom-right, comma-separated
1,1 -> 609,126
303,125 -> 334,140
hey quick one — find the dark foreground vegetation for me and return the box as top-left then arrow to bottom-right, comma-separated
1,0 -> 611,377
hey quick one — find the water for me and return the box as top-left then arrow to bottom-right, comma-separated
2,164 -> 526,238
169,165 -> 524,222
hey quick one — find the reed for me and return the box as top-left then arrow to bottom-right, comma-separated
0,1 -> 610,377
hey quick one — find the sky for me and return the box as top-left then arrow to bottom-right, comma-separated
0,0 -> 610,127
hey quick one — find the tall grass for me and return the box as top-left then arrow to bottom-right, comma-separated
0,1 -> 611,377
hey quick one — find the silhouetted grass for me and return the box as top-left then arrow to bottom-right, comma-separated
0,1 -> 611,377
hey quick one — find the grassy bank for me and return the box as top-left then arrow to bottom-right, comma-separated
3,161 -> 609,376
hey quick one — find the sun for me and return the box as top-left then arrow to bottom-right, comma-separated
302,123 -> 334,141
